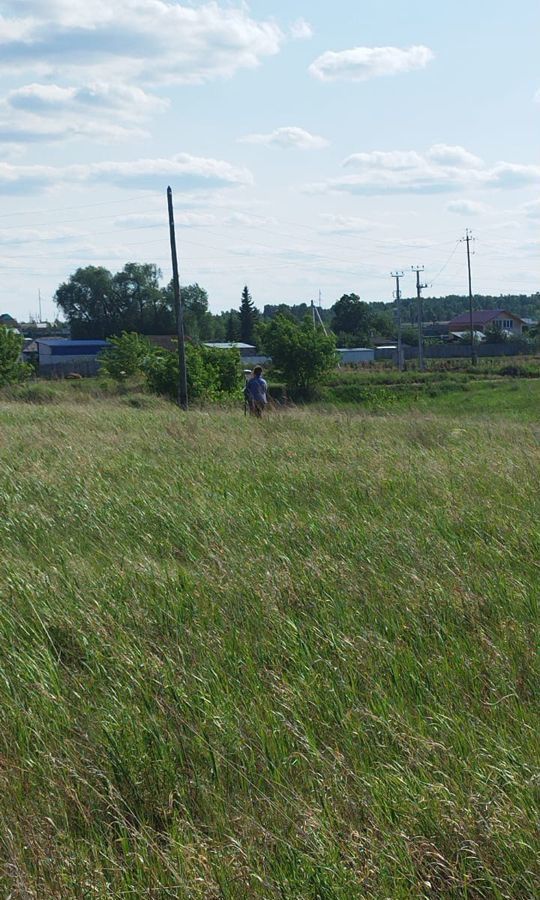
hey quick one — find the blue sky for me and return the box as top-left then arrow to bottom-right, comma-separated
0,0 -> 538,320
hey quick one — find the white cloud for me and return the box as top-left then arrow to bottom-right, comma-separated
7,82 -> 167,118
319,214 -> 374,234
0,3 -> 286,147
0,153 -> 253,195
0,225 -> 80,245
306,145 -> 540,195
344,150 -> 424,170
0,82 -> 168,145
0,116 -> 146,146
488,162 -> 540,189
0,1 -> 284,85
309,45 -> 434,82
524,198 -> 540,219
446,199 -> 488,215
0,81 -> 168,146
239,126 -> 328,150
224,212 -> 276,226
114,211 -> 216,229
427,144 -> 484,169
290,19 -> 313,40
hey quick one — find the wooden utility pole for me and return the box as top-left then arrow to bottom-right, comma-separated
462,229 -> 477,365
411,266 -> 427,371
167,186 -> 188,410
391,271 -> 405,371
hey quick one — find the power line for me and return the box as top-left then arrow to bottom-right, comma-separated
0,195 -> 155,220
428,240 -> 461,287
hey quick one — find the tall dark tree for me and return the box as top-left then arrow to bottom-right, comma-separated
225,311 -> 240,342
114,263 -> 170,334
331,294 -> 372,346
55,264 -> 175,338
239,285 -> 257,344
181,283 -> 210,340
55,266 -> 116,339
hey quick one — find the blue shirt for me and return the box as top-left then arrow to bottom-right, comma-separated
247,376 -> 268,404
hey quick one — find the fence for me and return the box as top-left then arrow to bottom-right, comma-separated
39,358 -> 102,378
375,341 -> 533,362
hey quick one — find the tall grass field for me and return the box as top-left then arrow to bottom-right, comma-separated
0,384 -> 538,897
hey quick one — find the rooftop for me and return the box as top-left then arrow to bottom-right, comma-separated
36,339 -> 108,347
449,331 -> 486,341
448,309 -> 525,326
203,342 -> 256,350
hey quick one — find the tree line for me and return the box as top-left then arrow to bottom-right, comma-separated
53,263 -> 540,347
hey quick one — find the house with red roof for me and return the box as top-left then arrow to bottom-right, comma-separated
447,309 -> 525,337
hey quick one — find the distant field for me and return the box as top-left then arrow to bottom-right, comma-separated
315,356 -> 540,414
0,388 -> 538,898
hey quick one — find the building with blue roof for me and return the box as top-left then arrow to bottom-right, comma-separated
34,339 -> 108,377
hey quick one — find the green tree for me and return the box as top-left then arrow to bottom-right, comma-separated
55,264 -> 175,338
260,316 -> 337,397
225,311 -> 240,342
263,303 -> 305,322
181,283 -> 211,340
239,286 -> 257,344
370,310 -> 394,338
331,294 -> 373,345
113,263 -> 172,334
99,332 -> 151,381
400,325 -> 419,346
55,266 -> 116,339
0,326 -> 29,387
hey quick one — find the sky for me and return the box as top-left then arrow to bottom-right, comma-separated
0,0 -> 539,321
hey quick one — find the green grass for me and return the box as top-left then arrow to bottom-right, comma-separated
416,378 -> 540,420
315,366 -> 540,418
0,390 -> 539,898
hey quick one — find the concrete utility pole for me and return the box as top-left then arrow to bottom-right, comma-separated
391,271 -> 405,371
411,266 -> 427,371
462,229 -> 477,365
167,186 -> 188,410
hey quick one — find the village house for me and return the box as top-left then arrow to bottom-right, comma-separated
447,309 -> 525,336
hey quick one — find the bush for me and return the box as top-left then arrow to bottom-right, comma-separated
99,332 -> 151,381
259,316 -> 337,398
202,346 -> 242,393
11,383 -> 59,404
0,326 -> 31,387
496,364 -> 540,378
142,344 -> 242,402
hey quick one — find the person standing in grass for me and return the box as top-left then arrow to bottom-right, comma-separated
245,365 -> 268,417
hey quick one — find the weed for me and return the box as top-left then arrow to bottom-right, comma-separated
0,394 -> 538,897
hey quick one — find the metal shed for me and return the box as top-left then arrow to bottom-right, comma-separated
337,348 -> 375,365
